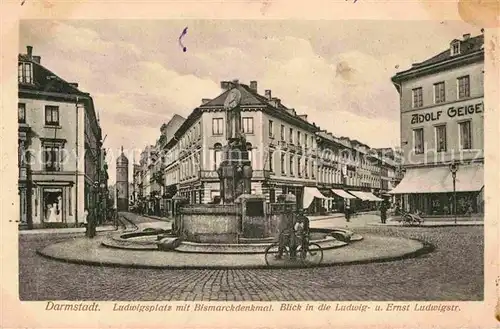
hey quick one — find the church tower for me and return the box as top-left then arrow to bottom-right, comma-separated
116,146 -> 129,212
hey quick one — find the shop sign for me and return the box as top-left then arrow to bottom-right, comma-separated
411,101 -> 483,125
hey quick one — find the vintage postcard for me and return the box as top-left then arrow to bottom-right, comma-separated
1,1 -> 499,328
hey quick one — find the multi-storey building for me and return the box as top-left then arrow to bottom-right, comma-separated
162,80 -> 321,208
390,32 -> 484,216
18,46 -> 105,228
135,80 -> 399,214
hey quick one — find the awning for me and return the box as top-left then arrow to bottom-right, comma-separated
365,192 -> 383,201
303,187 -> 327,209
331,189 -> 357,199
348,190 -> 382,201
389,163 -> 484,194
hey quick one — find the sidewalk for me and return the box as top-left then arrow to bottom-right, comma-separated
19,225 -> 117,235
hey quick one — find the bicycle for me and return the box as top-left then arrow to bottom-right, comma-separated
264,232 -> 324,267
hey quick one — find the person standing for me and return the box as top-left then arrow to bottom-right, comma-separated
380,199 -> 388,224
344,199 -> 351,222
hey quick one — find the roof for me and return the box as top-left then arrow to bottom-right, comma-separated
200,83 -> 308,122
18,53 -> 88,96
392,34 -> 484,82
117,151 -> 129,165
413,34 -> 483,68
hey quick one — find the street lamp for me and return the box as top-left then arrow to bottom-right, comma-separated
449,161 -> 459,224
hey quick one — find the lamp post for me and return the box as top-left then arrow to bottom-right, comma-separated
449,161 -> 459,224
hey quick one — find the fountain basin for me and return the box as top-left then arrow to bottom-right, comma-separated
101,227 -> 360,254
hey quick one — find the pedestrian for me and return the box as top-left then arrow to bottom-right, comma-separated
345,199 -> 351,222
380,200 -> 387,224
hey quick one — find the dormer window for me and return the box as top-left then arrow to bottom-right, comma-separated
451,40 -> 460,56
18,62 -> 33,84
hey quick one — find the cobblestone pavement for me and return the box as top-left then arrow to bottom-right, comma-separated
19,217 -> 483,301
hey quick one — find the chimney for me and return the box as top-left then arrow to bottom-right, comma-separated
297,114 -> 308,121
265,89 -> 272,100
32,56 -> 41,64
232,79 -> 239,85
463,33 -> 471,40
69,83 -> 79,88
249,81 -> 257,92
26,45 -> 33,58
201,98 -> 211,105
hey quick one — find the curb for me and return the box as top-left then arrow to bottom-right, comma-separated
36,236 -> 433,270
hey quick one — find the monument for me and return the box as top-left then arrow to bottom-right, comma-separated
170,81 -> 270,243
116,146 -> 129,212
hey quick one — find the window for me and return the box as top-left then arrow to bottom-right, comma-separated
312,161 -> 316,178
451,41 -> 460,55
305,159 -> 309,177
304,135 -> 308,147
269,150 -> 274,172
297,156 -> 301,176
45,106 -> 59,126
297,131 -> 301,145
18,103 -> 26,123
289,128 -> 293,143
213,143 -> 222,170
268,120 -> 273,137
18,62 -> 32,84
212,118 -> 224,135
434,82 -> 445,104
242,117 -> 254,134
280,153 -> 286,174
280,125 -> 285,141
458,76 -> 470,99
289,154 -> 294,175
459,121 -> 472,150
412,87 -> 423,108
413,128 -> 424,154
435,125 -> 447,152
43,145 -> 62,171
311,136 -> 315,148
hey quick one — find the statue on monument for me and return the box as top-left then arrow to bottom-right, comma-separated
217,82 -> 253,204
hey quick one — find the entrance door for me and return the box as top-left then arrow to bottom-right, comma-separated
42,188 -> 64,224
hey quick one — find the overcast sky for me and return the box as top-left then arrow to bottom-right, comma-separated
19,20 -> 478,183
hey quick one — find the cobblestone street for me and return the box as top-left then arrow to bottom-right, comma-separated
19,216 -> 483,301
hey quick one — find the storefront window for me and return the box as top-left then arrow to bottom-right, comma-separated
43,188 -> 63,223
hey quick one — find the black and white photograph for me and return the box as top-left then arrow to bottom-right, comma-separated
13,18 -> 487,305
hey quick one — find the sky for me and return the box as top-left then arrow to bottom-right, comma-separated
19,20 -> 478,183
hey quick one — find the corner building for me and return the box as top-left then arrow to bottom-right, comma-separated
390,33 -> 484,216
18,46 -> 103,228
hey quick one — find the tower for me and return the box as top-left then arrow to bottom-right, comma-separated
116,146 -> 129,212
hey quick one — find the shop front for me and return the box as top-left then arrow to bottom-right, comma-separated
389,162 -> 484,216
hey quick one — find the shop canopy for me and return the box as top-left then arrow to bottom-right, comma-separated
303,187 -> 328,209
388,163 -> 484,194
331,189 -> 357,199
347,190 -> 383,201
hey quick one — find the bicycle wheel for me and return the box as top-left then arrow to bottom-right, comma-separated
264,242 -> 290,266
298,242 -> 323,266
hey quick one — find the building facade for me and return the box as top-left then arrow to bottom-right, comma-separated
143,80 -> 393,213
390,33 -> 484,216
18,46 -> 105,228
